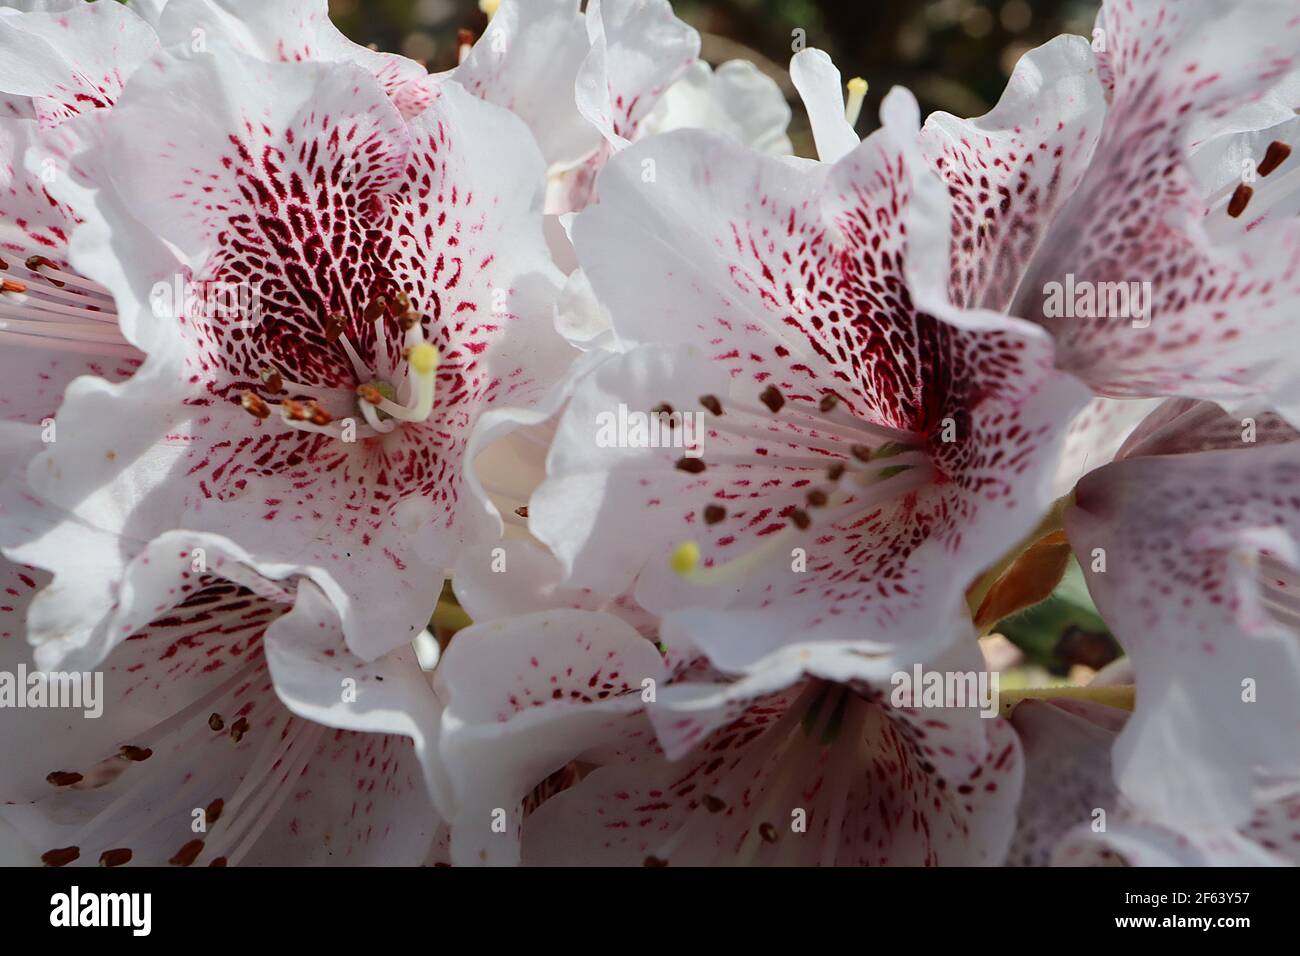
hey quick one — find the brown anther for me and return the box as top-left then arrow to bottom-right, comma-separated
205,798 -> 224,825
514,506 -> 529,519
642,855 -> 669,867
0,278 -> 27,294
399,311 -> 420,331
758,822 -> 779,843
703,504 -> 727,525
790,508 -> 811,530
240,392 -> 271,420
759,385 -> 785,413
675,457 -> 707,474
652,402 -> 675,425
1259,141 -> 1292,177
25,255 -> 64,286
209,857 -> 228,867
325,312 -> 346,343
208,713 -> 225,732
169,839 -> 204,867
357,384 -> 384,406
46,771 -> 82,787
41,847 -> 80,867
699,394 -> 723,416
260,367 -> 284,393
390,291 -> 411,315
819,394 -> 839,413
807,489 -> 829,507
229,716 -> 249,743
99,848 -> 133,867
827,462 -> 846,481
119,745 -> 152,762
307,402 -> 333,426
850,444 -> 873,462
363,296 -> 388,323
457,28 -> 475,48
282,399 -> 308,421
703,795 -> 726,813
1227,183 -> 1254,218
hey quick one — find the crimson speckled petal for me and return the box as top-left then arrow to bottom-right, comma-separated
525,640 -> 1022,866
543,90 -> 1087,671
0,0 -> 159,129
1013,0 -> 1300,417
158,0 -> 431,118
0,569 -> 437,866
20,45 -> 570,663
434,608 -> 666,865
1067,439 -> 1300,828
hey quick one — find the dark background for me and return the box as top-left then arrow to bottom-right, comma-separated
333,0 -> 1103,156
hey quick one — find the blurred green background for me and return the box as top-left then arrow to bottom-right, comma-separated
332,0 -> 1103,156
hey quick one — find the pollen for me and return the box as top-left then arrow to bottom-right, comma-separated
670,542 -> 702,575
406,342 -> 440,375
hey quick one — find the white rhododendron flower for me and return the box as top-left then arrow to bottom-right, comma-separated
12,43 -> 571,668
0,0 -> 1298,877
0,535 -> 441,867
531,90 -> 1088,671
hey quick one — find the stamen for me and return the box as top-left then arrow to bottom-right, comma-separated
1,278 -> 26,293
25,255 -> 65,287
671,462 -> 932,586
759,385 -> 785,413
1227,183 -> 1253,218
240,392 -> 271,420
99,848 -> 132,867
42,847 -> 80,867
700,394 -> 724,416
1258,141 -> 1292,177
844,77 -> 868,128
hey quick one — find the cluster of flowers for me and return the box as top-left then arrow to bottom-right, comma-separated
0,0 -> 1298,868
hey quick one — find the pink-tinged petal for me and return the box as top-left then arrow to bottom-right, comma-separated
434,608 -> 666,865
0,1 -> 159,128
1053,397 -> 1163,497
1006,699 -> 1122,867
255,580 -> 440,865
451,0 -> 598,171
645,60 -> 792,157
459,348 -> 604,549
158,0 -> 429,117
0,573 -> 433,866
789,48 -> 860,164
1055,815 -> 1291,867
919,35 -> 1106,314
1010,0 -> 1300,420
1066,440 -> 1300,828
1114,398 -> 1300,460
575,0 -> 699,149
452,538 -> 658,642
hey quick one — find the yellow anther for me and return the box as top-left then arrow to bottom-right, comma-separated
479,0 -> 501,17
670,542 -> 701,576
845,77 -> 868,128
407,342 -> 440,375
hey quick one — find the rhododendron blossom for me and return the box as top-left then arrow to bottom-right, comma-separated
0,0 -> 1297,880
